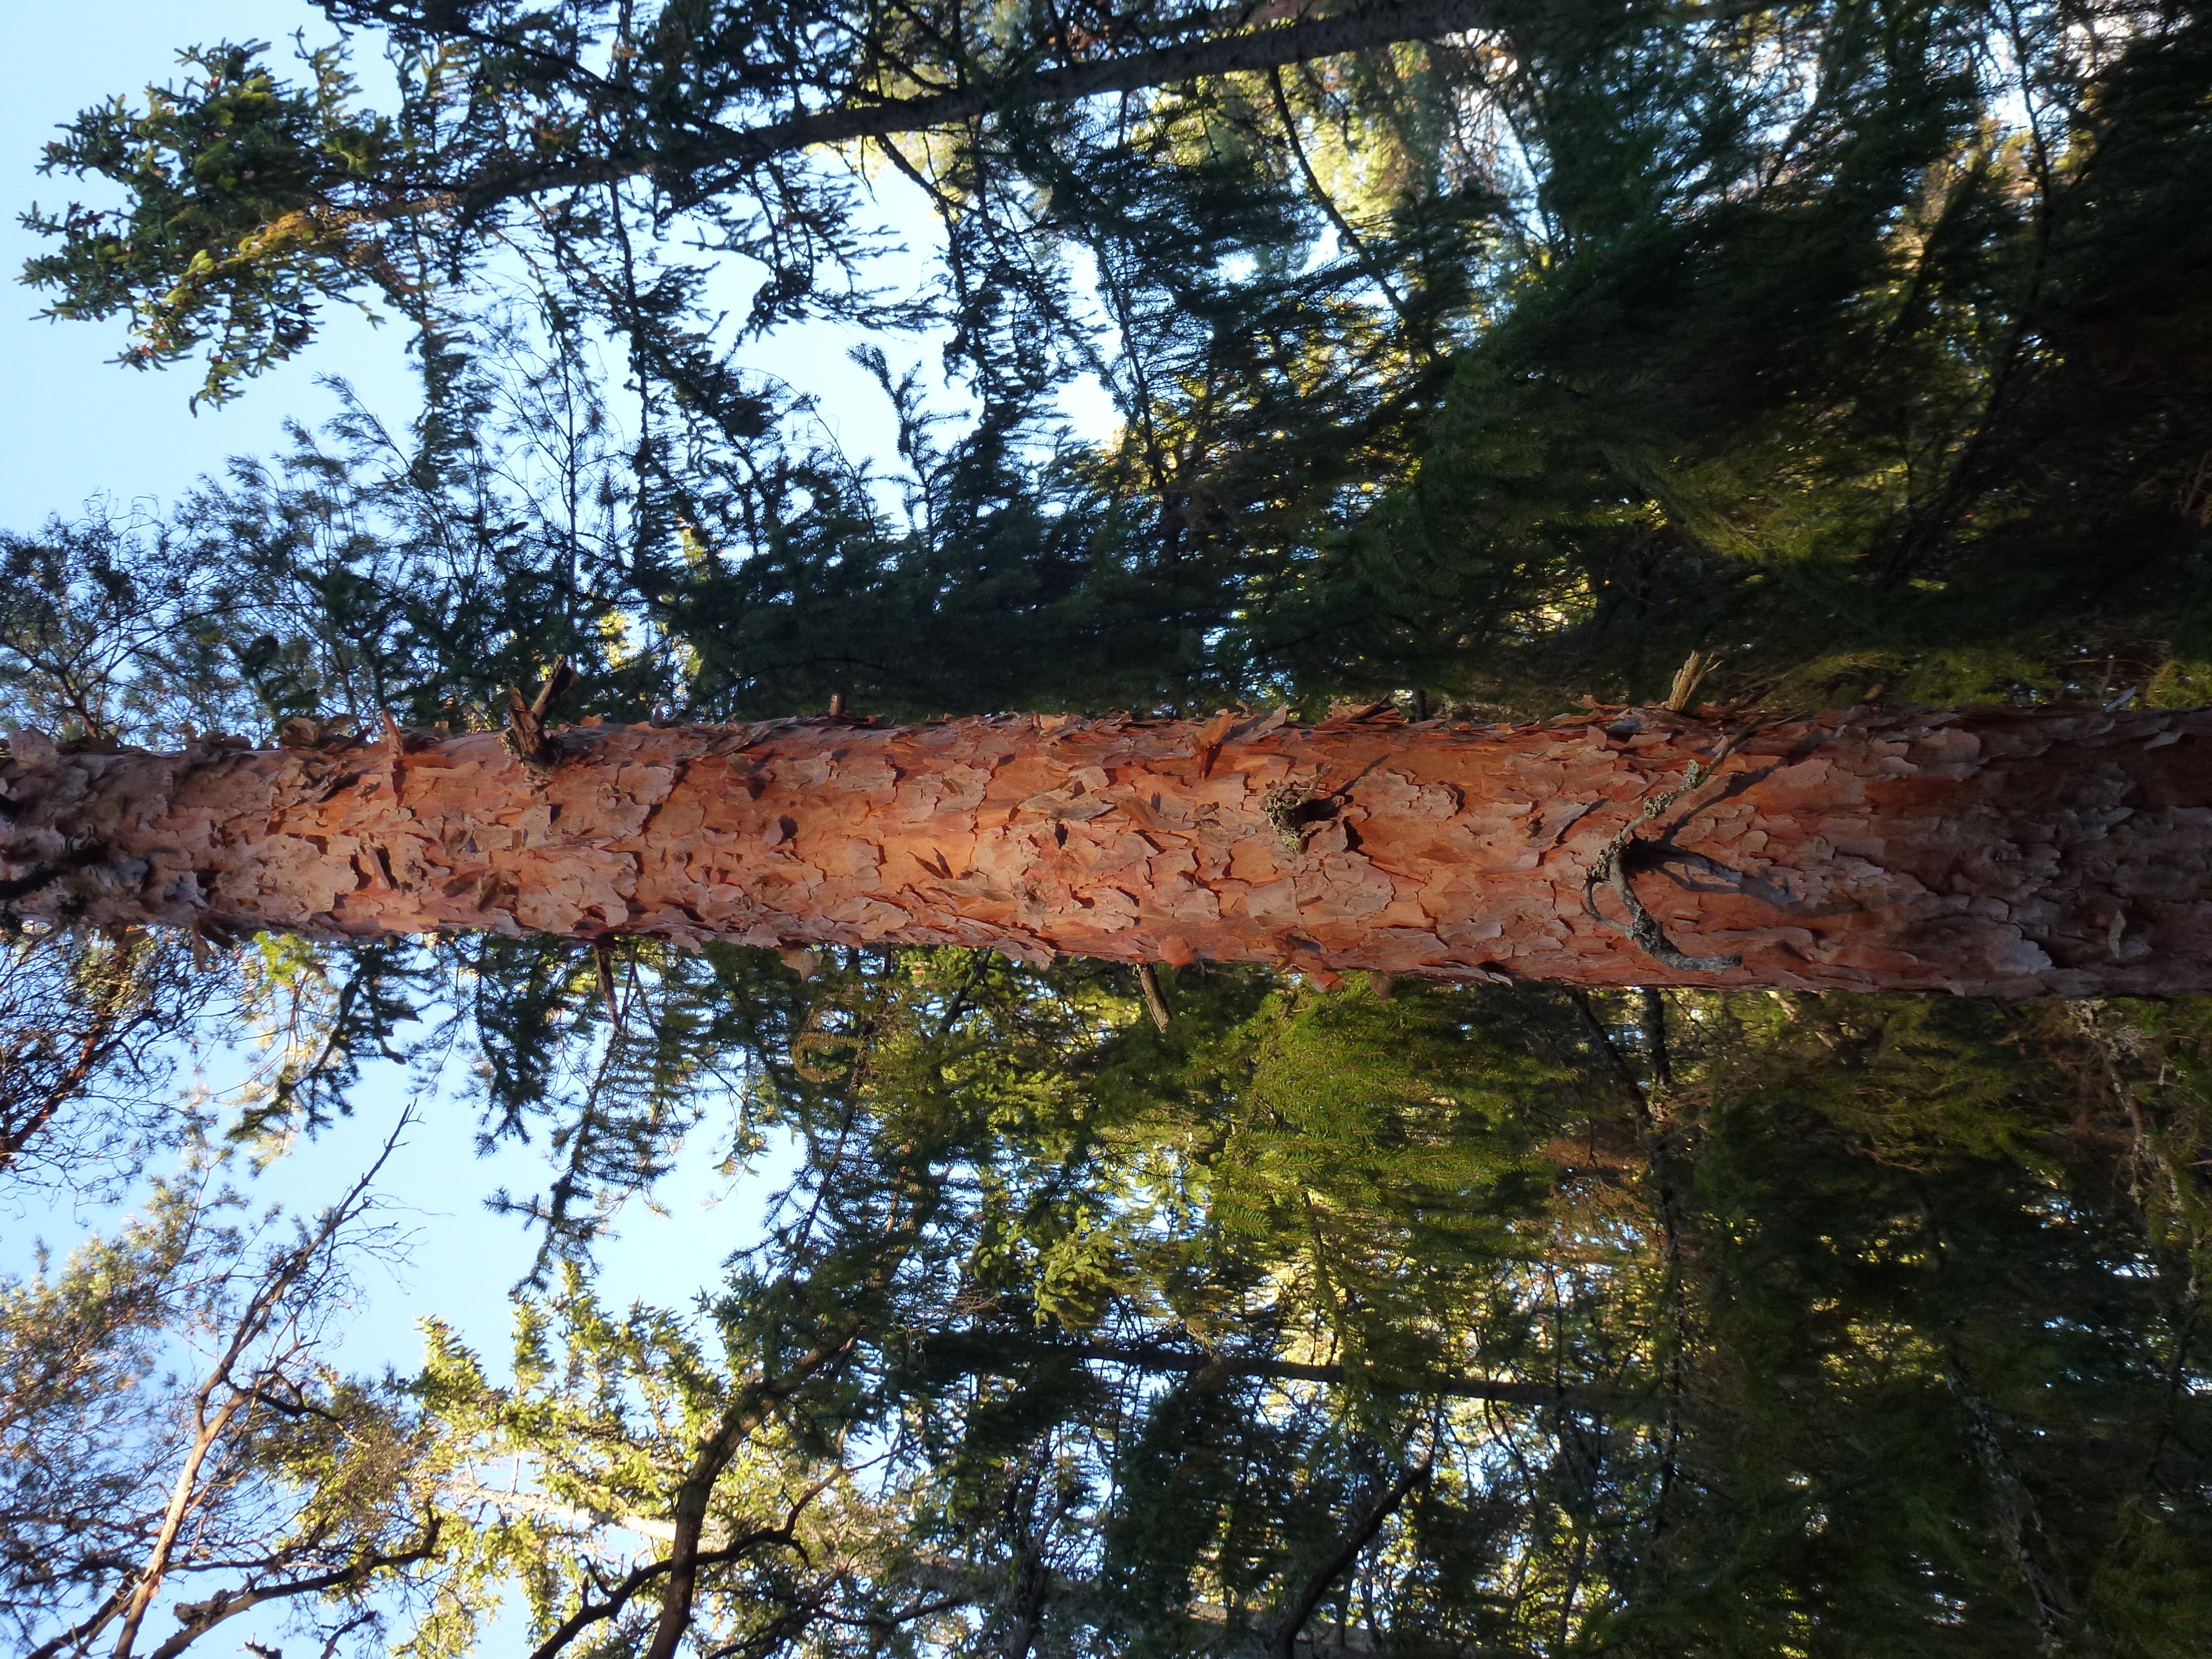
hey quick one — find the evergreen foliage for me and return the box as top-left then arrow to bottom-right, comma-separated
7,0 -> 2212,1652
227,977 -> 2212,1653
20,1 -> 2212,713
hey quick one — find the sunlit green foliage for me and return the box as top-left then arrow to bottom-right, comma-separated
1265,3 -> 2212,710
24,39 -> 399,408
259,970 -> 2212,1655
9,2 -> 2212,1653
24,2 -> 2212,713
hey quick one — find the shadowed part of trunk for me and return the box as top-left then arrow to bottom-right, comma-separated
7,704 -> 2212,995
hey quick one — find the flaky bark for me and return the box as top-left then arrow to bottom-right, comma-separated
8,703 -> 2212,994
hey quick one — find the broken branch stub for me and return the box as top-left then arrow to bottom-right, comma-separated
504,657 -> 578,769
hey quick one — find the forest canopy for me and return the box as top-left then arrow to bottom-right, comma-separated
4,0 -> 2211,1654
19,0 -> 2212,721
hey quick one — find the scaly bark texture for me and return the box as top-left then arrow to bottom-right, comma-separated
7,704 -> 2212,994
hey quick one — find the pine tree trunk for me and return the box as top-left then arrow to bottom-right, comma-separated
8,704 -> 2212,995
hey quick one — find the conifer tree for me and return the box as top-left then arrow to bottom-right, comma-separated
9,4 -> 2212,1652
15,693 -> 2212,996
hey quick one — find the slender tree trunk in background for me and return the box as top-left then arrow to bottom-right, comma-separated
8,704 -> 2212,994
458,0 -> 1501,210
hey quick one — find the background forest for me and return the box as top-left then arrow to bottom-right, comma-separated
3,0 -> 2210,1653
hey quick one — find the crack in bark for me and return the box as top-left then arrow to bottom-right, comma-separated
1581,760 -> 1741,973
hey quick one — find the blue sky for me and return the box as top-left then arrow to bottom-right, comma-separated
0,0 -> 1120,530
0,2 -> 828,1374
0,8 -> 1129,1648
0,4 -> 1117,1388
0,18 -> 810,1636
0,2 -> 420,529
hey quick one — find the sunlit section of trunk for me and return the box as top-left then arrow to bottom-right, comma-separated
8,704 -> 2212,994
